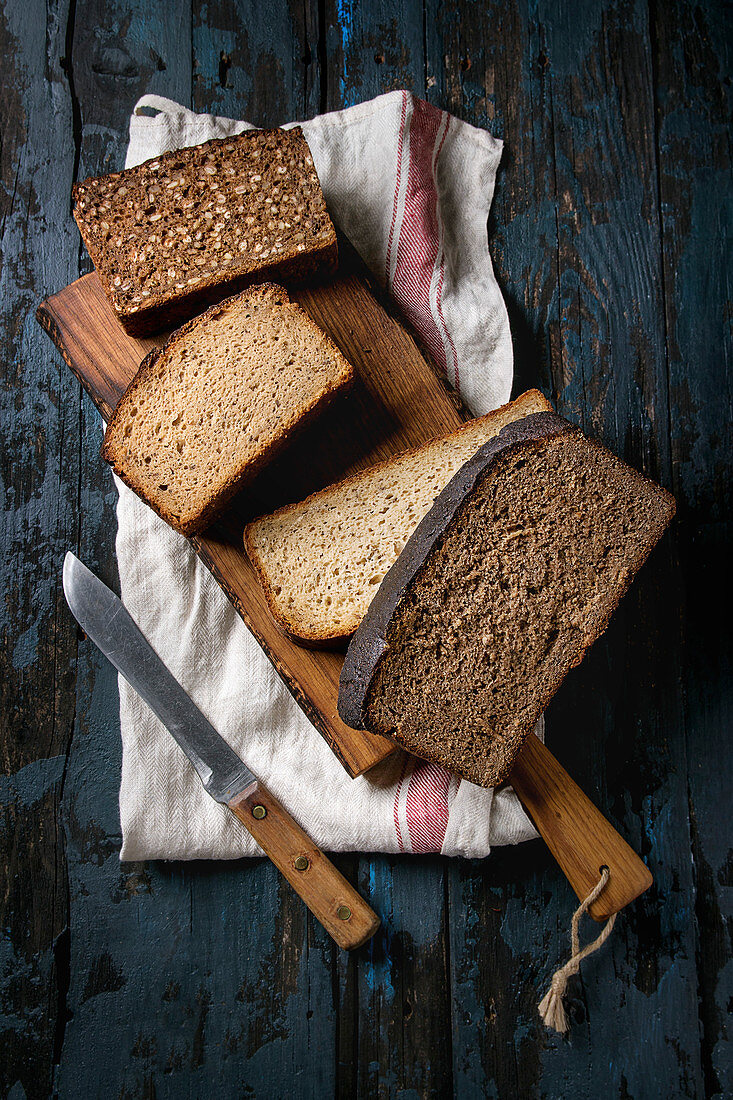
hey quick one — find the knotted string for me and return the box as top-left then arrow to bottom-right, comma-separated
538,866 -> 617,1033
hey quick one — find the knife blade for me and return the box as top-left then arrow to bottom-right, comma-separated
63,553 -> 254,804
62,552 -> 379,950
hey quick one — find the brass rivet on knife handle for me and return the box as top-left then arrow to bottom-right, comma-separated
509,734 -> 653,921
252,805 -> 267,819
228,783 -> 380,950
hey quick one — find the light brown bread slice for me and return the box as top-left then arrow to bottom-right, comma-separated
244,389 -> 552,644
338,412 -> 676,788
102,284 -> 354,536
73,127 -> 337,335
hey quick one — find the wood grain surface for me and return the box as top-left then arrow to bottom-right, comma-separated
1,1 -> 730,1098
510,736 -> 653,921
36,259 -> 476,778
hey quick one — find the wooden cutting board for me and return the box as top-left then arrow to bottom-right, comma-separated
37,255 -> 470,777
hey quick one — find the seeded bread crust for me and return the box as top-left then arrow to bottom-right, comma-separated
102,284 -> 354,536
244,389 -> 554,646
73,128 -> 337,336
338,413 -> 675,786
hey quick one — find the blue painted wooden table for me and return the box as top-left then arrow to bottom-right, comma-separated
1,1 -> 730,1096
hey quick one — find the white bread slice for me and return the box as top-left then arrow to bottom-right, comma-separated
244,389 -> 553,644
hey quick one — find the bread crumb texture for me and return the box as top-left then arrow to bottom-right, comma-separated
102,284 -> 353,535
364,431 -> 675,787
245,390 -> 553,642
73,128 -> 336,331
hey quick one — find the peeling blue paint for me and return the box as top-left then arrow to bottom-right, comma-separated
336,0 -> 353,60
0,755 -> 66,807
336,0 -> 356,106
11,619 -> 39,669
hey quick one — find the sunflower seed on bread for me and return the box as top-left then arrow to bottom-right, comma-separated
73,128 -> 337,335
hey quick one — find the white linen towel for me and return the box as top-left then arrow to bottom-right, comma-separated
116,90 -> 539,860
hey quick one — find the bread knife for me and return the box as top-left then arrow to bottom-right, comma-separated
62,552 -> 380,950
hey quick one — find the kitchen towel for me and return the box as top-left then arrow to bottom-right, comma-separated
117,90 -> 540,860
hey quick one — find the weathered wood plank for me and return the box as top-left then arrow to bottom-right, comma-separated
427,0 -> 706,1095
53,4 -> 348,1097
50,3 -> 197,1097
446,842 -> 559,1098
652,2 -> 733,1095
425,7 -> 564,1095
192,0 -> 321,124
0,1 -> 81,1096
323,0 -> 428,110
355,856 -> 453,1097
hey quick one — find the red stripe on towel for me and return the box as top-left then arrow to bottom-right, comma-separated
392,756 -> 410,853
385,90 -> 409,286
391,99 -> 454,376
404,762 -> 453,853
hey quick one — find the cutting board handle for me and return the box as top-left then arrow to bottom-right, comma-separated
228,783 -> 380,950
510,735 -> 652,921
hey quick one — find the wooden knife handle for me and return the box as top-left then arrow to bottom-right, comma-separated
228,782 -> 380,950
510,734 -> 653,921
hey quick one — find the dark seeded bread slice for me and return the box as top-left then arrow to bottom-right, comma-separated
338,413 -> 675,788
244,389 -> 553,645
102,284 -> 354,536
73,127 -> 337,336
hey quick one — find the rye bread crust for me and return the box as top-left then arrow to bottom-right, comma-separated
73,128 -> 338,337
102,284 -> 355,536
338,412 -> 675,787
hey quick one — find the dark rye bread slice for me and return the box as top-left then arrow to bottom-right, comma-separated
73,127 -> 337,336
338,413 -> 675,788
102,284 -> 354,536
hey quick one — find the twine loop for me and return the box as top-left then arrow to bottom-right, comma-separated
538,866 -> 617,1033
